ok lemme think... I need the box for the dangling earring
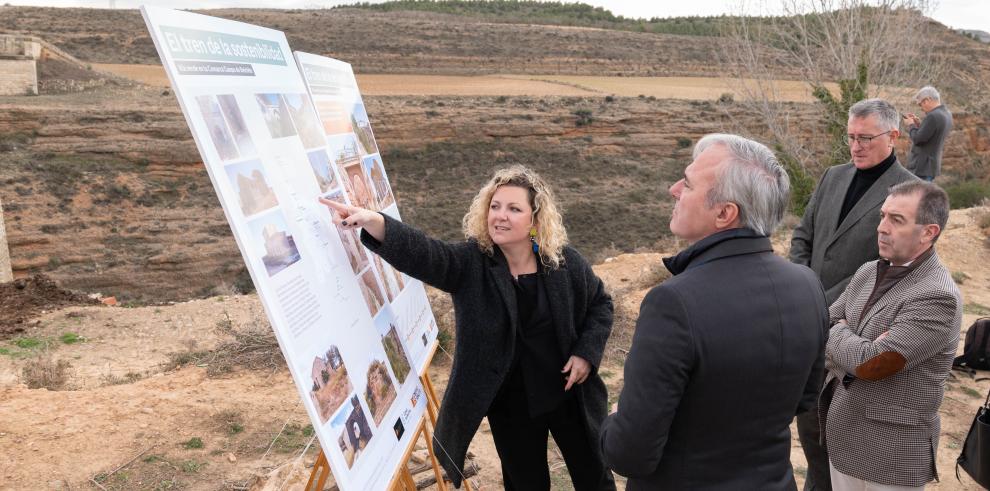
[529,227,539,253]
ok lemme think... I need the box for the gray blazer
[789,161,918,304]
[822,252,962,487]
[908,105,953,178]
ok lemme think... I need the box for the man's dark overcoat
[601,229,827,490]
[362,214,613,487]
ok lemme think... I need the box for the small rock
[141,407,154,414]
[227,453,237,463]
[101,297,118,306]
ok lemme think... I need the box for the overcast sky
[6,0,988,32]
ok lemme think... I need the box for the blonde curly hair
[462,165,568,269]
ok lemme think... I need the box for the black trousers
[796,405,832,490]
[487,395,615,491]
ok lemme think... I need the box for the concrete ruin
[0,35,41,95]
[0,34,88,96]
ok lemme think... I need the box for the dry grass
[22,353,72,390]
[163,326,284,378]
[89,65,879,102]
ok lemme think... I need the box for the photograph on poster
[321,190,369,274]
[342,162,376,211]
[307,150,337,194]
[309,344,353,424]
[254,93,297,139]
[217,94,257,157]
[371,255,398,302]
[393,418,405,440]
[331,395,373,469]
[361,154,395,210]
[326,133,362,168]
[247,212,301,277]
[195,95,239,161]
[283,93,325,150]
[375,306,412,385]
[314,99,353,135]
[364,357,398,426]
[358,268,386,317]
[351,103,379,156]
[224,159,279,217]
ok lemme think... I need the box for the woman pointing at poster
[320,165,615,490]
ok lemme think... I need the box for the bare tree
[719,0,944,211]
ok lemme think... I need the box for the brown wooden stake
[304,451,331,491]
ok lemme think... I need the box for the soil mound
[37,58,121,94]
[0,274,97,337]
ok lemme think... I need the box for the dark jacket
[789,160,918,304]
[908,104,952,178]
[601,229,828,490]
[362,214,613,487]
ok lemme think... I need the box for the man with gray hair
[790,98,918,491]
[903,86,952,181]
[822,181,961,490]
[602,134,828,489]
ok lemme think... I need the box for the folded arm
[825,290,959,381]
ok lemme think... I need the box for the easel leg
[420,372,473,491]
[304,450,331,491]
[419,373,439,427]
[420,422,448,491]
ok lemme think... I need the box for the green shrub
[573,109,593,127]
[945,180,990,209]
[181,437,204,449]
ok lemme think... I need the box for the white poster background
[141,7,426,490]
[294,51,440,376]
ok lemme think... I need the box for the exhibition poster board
[141,7,429,489]
[293,51,440,376]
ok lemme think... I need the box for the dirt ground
[0,275,97,337]
[1,207,989,490]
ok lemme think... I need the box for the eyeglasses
[846,130,892,146]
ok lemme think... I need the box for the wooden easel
[304,343,474,490]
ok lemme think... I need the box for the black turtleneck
[838,150,896,226]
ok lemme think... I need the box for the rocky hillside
[3,80,990,304]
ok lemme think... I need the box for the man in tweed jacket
[822,181,962,489]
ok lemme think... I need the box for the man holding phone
[902,86,952,182]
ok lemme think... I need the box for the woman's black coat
[362,214,613,487]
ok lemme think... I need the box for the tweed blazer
[821,251,962,487]
[361,214,613,488]
[790,161,918,304]
[908,105,953,178]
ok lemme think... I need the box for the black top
[838,150,897,225]
[491,264,568,418]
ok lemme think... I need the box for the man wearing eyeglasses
[789,98,918,491]
[822,180,961,490]
[903,86,952,182]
